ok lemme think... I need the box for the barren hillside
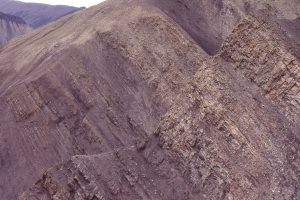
[0,0,299,199]
[0,12,31,45]
[0,0,83,28]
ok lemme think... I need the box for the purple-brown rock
[0,0,299,199]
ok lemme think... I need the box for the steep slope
[221,15,300,125]
[0,12,31,45]
[0,0,299,200]
[0,0,83,28]
[0,3,207,199]
[279,17,300,46]
[133,0,300,55]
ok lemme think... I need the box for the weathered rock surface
[221,15,300,125]
[0,0,83,28]
[0,12,31,45]
[0,0,299,199]
[143,0,300,54]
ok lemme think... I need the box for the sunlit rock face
[0,0,299,199]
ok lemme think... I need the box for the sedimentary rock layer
[0,0,299,199]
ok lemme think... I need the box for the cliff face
[0,0,83,28]
[0,0,300,200]
[0,12,31,45]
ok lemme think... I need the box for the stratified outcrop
[0,0,83,28]
[221,15,300,125]
[0,12,31,45]
[0,0,299,200]
[144,0,300,54]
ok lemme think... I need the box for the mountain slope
[0,3,207,199]
[141,0,300,54]
[0,0,83,28]
[0,0,299,199]
[0,12,31,45]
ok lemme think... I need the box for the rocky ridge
[0,0,299,199]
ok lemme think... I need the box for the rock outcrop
[0,12,31,45]
[144,0,300,54]
[0,0,299,199]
